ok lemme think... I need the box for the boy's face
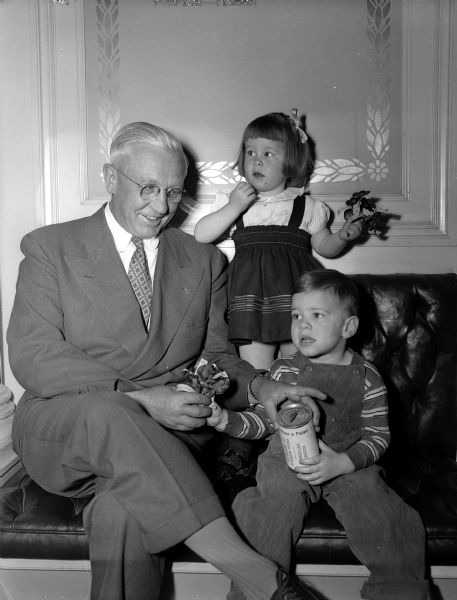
[291,289,358,364]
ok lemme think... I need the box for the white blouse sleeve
[302,195,331,234]
[211,190,231,212]
[209,190,237,237]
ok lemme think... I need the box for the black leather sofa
[1,274,457,589]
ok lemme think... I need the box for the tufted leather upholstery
[1,274,457,567]
[0,476,88,560]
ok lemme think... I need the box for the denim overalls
[231,354,430,600]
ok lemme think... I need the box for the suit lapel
[65,209,148,356]
[144,229,203,367]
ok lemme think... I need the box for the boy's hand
[294,440,355,485]
[338,217,364,241]
[206,401,227,428]
[229,182,257,211]
[255,378,325,430]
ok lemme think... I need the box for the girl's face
[243,137,287,195]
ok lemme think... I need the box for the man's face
[291,290,356,364]
[107,144,187,239]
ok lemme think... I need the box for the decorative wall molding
[400,0,453,240]
[36,0,88,223]
[37,1,59,225]
[34,0,457,247]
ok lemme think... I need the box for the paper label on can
[278,405,319,469]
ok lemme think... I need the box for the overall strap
[288,194,307,228]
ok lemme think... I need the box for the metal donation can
[277,403,319,469]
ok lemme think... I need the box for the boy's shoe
[270,567,323,600]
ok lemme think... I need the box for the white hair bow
[289,108,308,144]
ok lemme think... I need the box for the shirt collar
[257,186,304,202]
[105,203,159,253]
[291,349,357,368]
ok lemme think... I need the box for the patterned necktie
[128,236,152,327]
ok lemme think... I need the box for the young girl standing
[194,111,363,370]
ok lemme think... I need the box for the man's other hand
[128,386,212,431]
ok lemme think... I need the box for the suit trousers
[12,390,225,600]
[230,431,430,600]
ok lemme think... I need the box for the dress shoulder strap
[235,213,245,229]
[288,194,306,227]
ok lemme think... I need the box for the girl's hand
[229,182,257,211]
[338,217,364,241]
[294,440,354,485]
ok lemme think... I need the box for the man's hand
[128,386,212,431]
[255,378,326,430]
[294,440,355,485]
[229,181,257,212]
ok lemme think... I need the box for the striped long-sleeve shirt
[221,351,390,470]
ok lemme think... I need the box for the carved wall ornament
[97,0,121,163]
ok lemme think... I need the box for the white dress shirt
[104,203,160,293]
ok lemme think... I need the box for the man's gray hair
[109,121,188,169]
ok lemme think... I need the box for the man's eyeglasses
[110,165,185,202]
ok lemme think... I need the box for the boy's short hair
[293,269,359,316]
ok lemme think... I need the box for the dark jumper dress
[227,194,323,345]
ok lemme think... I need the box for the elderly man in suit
[7,121,325,600]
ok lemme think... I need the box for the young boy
[208,269,431,600]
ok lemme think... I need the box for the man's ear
[103,163,116,194]
[342,315,359,339]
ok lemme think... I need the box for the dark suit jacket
[7,207,254,415]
